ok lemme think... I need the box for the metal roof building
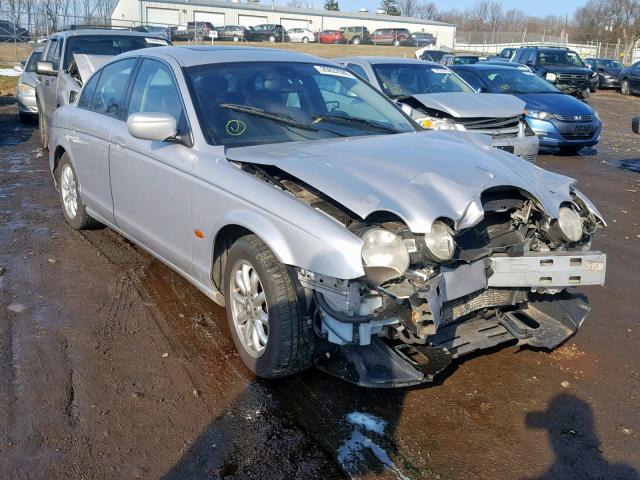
[111,0,456,47]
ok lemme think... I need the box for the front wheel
[224,234,313,378]
[393,39,400,46]
[233,35,239,42]
[38,108,48,151]
[621,79,630,95]
[352,36,361,45]
[57,154,102,229]
[269,35,276,43]
[302,36,309,43]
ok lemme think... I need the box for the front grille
[440,288,529,325]
[554,114,594,122]
[458,116,521,138]
[557,73,588,81]
[562,131,596,140]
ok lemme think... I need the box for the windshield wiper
[312,114,397,133]
[220,103,319,132]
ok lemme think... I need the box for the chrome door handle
[115,137,126,148]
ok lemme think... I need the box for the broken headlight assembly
[417,116,465,131]
[550,206,584,243]
[360,227,410,285]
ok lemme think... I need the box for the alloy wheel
[229,259,269,358]
[60,163,78,219]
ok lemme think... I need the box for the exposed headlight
[423,220,456,262]
[417,116,465,131]
[545,72,557,82]
[551,206,583,243]
[526,110,554,121]
[360,227,410,282]
[593,109,600,120]
[17,83,34,95]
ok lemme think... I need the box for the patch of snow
[338,411,410,480]
[0,68,21,77]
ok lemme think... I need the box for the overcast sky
[290,0,586,16]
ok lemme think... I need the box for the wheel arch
[51,145,68,188]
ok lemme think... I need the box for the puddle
[337,411,409,480]
[618,159,640,173]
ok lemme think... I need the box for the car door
[631,62,640,93]
[67,58,138,224]
[38,36,63,126]
[109,57,194,272]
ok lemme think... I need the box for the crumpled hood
[516,93,595,115]
[227,131,576,233]
[408,92,525,118]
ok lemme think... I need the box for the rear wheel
[269,34,276,43]
[233,35,239,42]
[57,154,102,229]
[352,36,361,45]
[224,234,313,378]
[621,79,630,95]
[302,36,309,43]
[393,39,400,46]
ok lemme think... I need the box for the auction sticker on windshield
[314,65,355,78]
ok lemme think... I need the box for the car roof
[50,29,163,39]
[333,56,441,67]
[118,45,339,67]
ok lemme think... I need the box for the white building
[111,0,456,48]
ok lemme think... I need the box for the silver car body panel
[227,130,573,233]
[409,92,525,118]
[16,48,42,114]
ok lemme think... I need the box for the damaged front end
[298,188,605,388]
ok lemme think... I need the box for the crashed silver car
[49,47,606,387]
[335,57,539,162]
[35,28,169,149]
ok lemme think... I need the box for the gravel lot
[0,89,639,480]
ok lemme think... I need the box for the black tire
[621,79,630,95]
[18,112,30,123]
[223,234,313,378]
[57,154,102,230]
[38,108,48,151]
[393,39,400,47]
[559,145,583,156]
[269,35,276,43]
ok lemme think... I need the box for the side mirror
[633,117,640,134]
[127,112,177,142]
[36,61,57,76]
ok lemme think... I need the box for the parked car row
[40,44,607,388]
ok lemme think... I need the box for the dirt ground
[0,89,639,480]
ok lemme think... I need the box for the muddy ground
[0,90,639,480]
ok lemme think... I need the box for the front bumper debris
[315,251,605,388]
[316,291,590,388]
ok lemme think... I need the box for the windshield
[539,50,585,67]
[372,63,473,97]
[186,62,417,148]
[63,35,168,69]
[593,59,624,69]
[25,50,42,72]
[477,68,561,94]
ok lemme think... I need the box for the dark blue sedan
[452,63,601,154]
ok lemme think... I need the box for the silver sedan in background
[15,47,43,122]
[48,46,606,388]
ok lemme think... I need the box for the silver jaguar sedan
[49,46,607,387]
